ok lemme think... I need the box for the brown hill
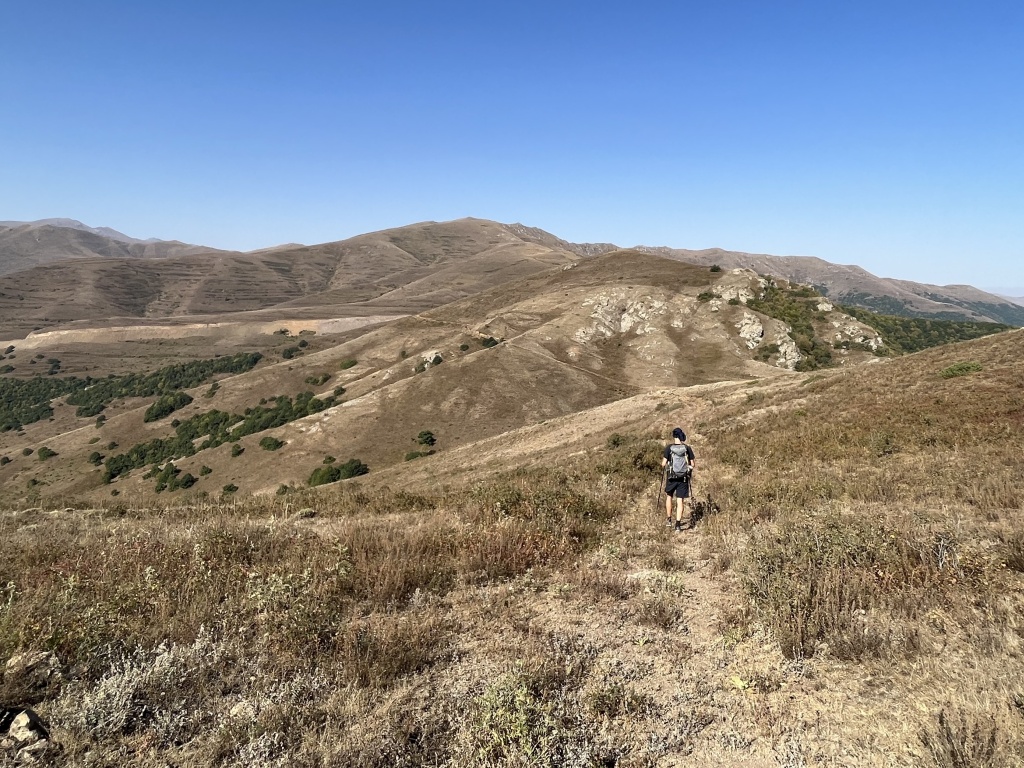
[0,219,582,338]
[0,219,226,277]
[636,245,1024,325]
[2,217,1020,341]
[0,250,886,502]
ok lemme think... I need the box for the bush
[405,450,435,461]
[459,343,470,351]
[0,456,10,466]
[37,446,58,461]
[305,373,331,386]
[697,291,717,302]
[259,436,285,451]
[88,451,104,466]
[940,361,983,379]
[144,391,194,422]
[222,483,238,494]
[710,264,722,272]
[431,354,443,366]
[230,444,244,458]
[199,465,213,476]
[308,458,369,486]
[480,336,499,348]
[21,448,32,456]
[338,359,357,370]
[282,346,301,359]
[417,430,436,447]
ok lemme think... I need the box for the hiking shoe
[674,521,683,532]
[665,518,674,527]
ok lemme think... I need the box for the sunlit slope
[0,249,884,501]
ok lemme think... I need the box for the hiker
[662,427,695,532]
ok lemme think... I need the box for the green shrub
[333,385,346,396]
[222,483,238,494]
[710,264,722,272]
[199,465,213,476]
[338,358,357,370]
[21,448,33,456]
[230,444,244,458]
[431,354,443,366]
[417,430,436,447]
[727,297,741,305]
[297,339,309,349]
[0,456,10,466]
[308,458,369,486]
[414,360,426,374]
[37,446,57,461]
[459,343,470,351]
[697,291,717,302]
[405,450,435,461]
[940,361,983,379]
[144,391,194,422]
[88,451,104,466]
[305,373,331,386]
[282,346,301,359]
[479,336,499,348]
[605,433,626,449]
[259,436,285,451]
[323,456,335,464]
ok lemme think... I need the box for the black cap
[672,427,685,440]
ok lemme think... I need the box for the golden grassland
[1,330,1023,766]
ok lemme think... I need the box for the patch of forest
[103,391,337,485]
[838,306,1012,354]
[0,353,262,431]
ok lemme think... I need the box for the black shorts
[665,479,691,499]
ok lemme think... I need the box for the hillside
[1,326,1021,766]
[0,219,582,339]
[0,219,225,277]
[636,245,1024,326]
[0,250,893,503]
[2,218,1019,341]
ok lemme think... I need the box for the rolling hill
[1,218,1019,342]
[0,250,889,502]
[0,219,226,277]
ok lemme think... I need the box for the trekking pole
[654,466,667,521]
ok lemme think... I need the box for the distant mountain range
[1,217,1021,334]
[0,218,227,276]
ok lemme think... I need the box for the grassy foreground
[2,330,1023,766]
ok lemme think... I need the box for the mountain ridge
[1,216,1020,330]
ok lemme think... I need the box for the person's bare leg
[675,497,684,523]
[665,493,672,523]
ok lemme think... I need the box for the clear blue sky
[2,0,1021,288]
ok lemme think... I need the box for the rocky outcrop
[0,707,51,763]
[735,313,764,349]
[574,291,669,342]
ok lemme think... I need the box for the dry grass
[0,434,671,765]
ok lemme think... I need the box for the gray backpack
[666,443,692,480]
